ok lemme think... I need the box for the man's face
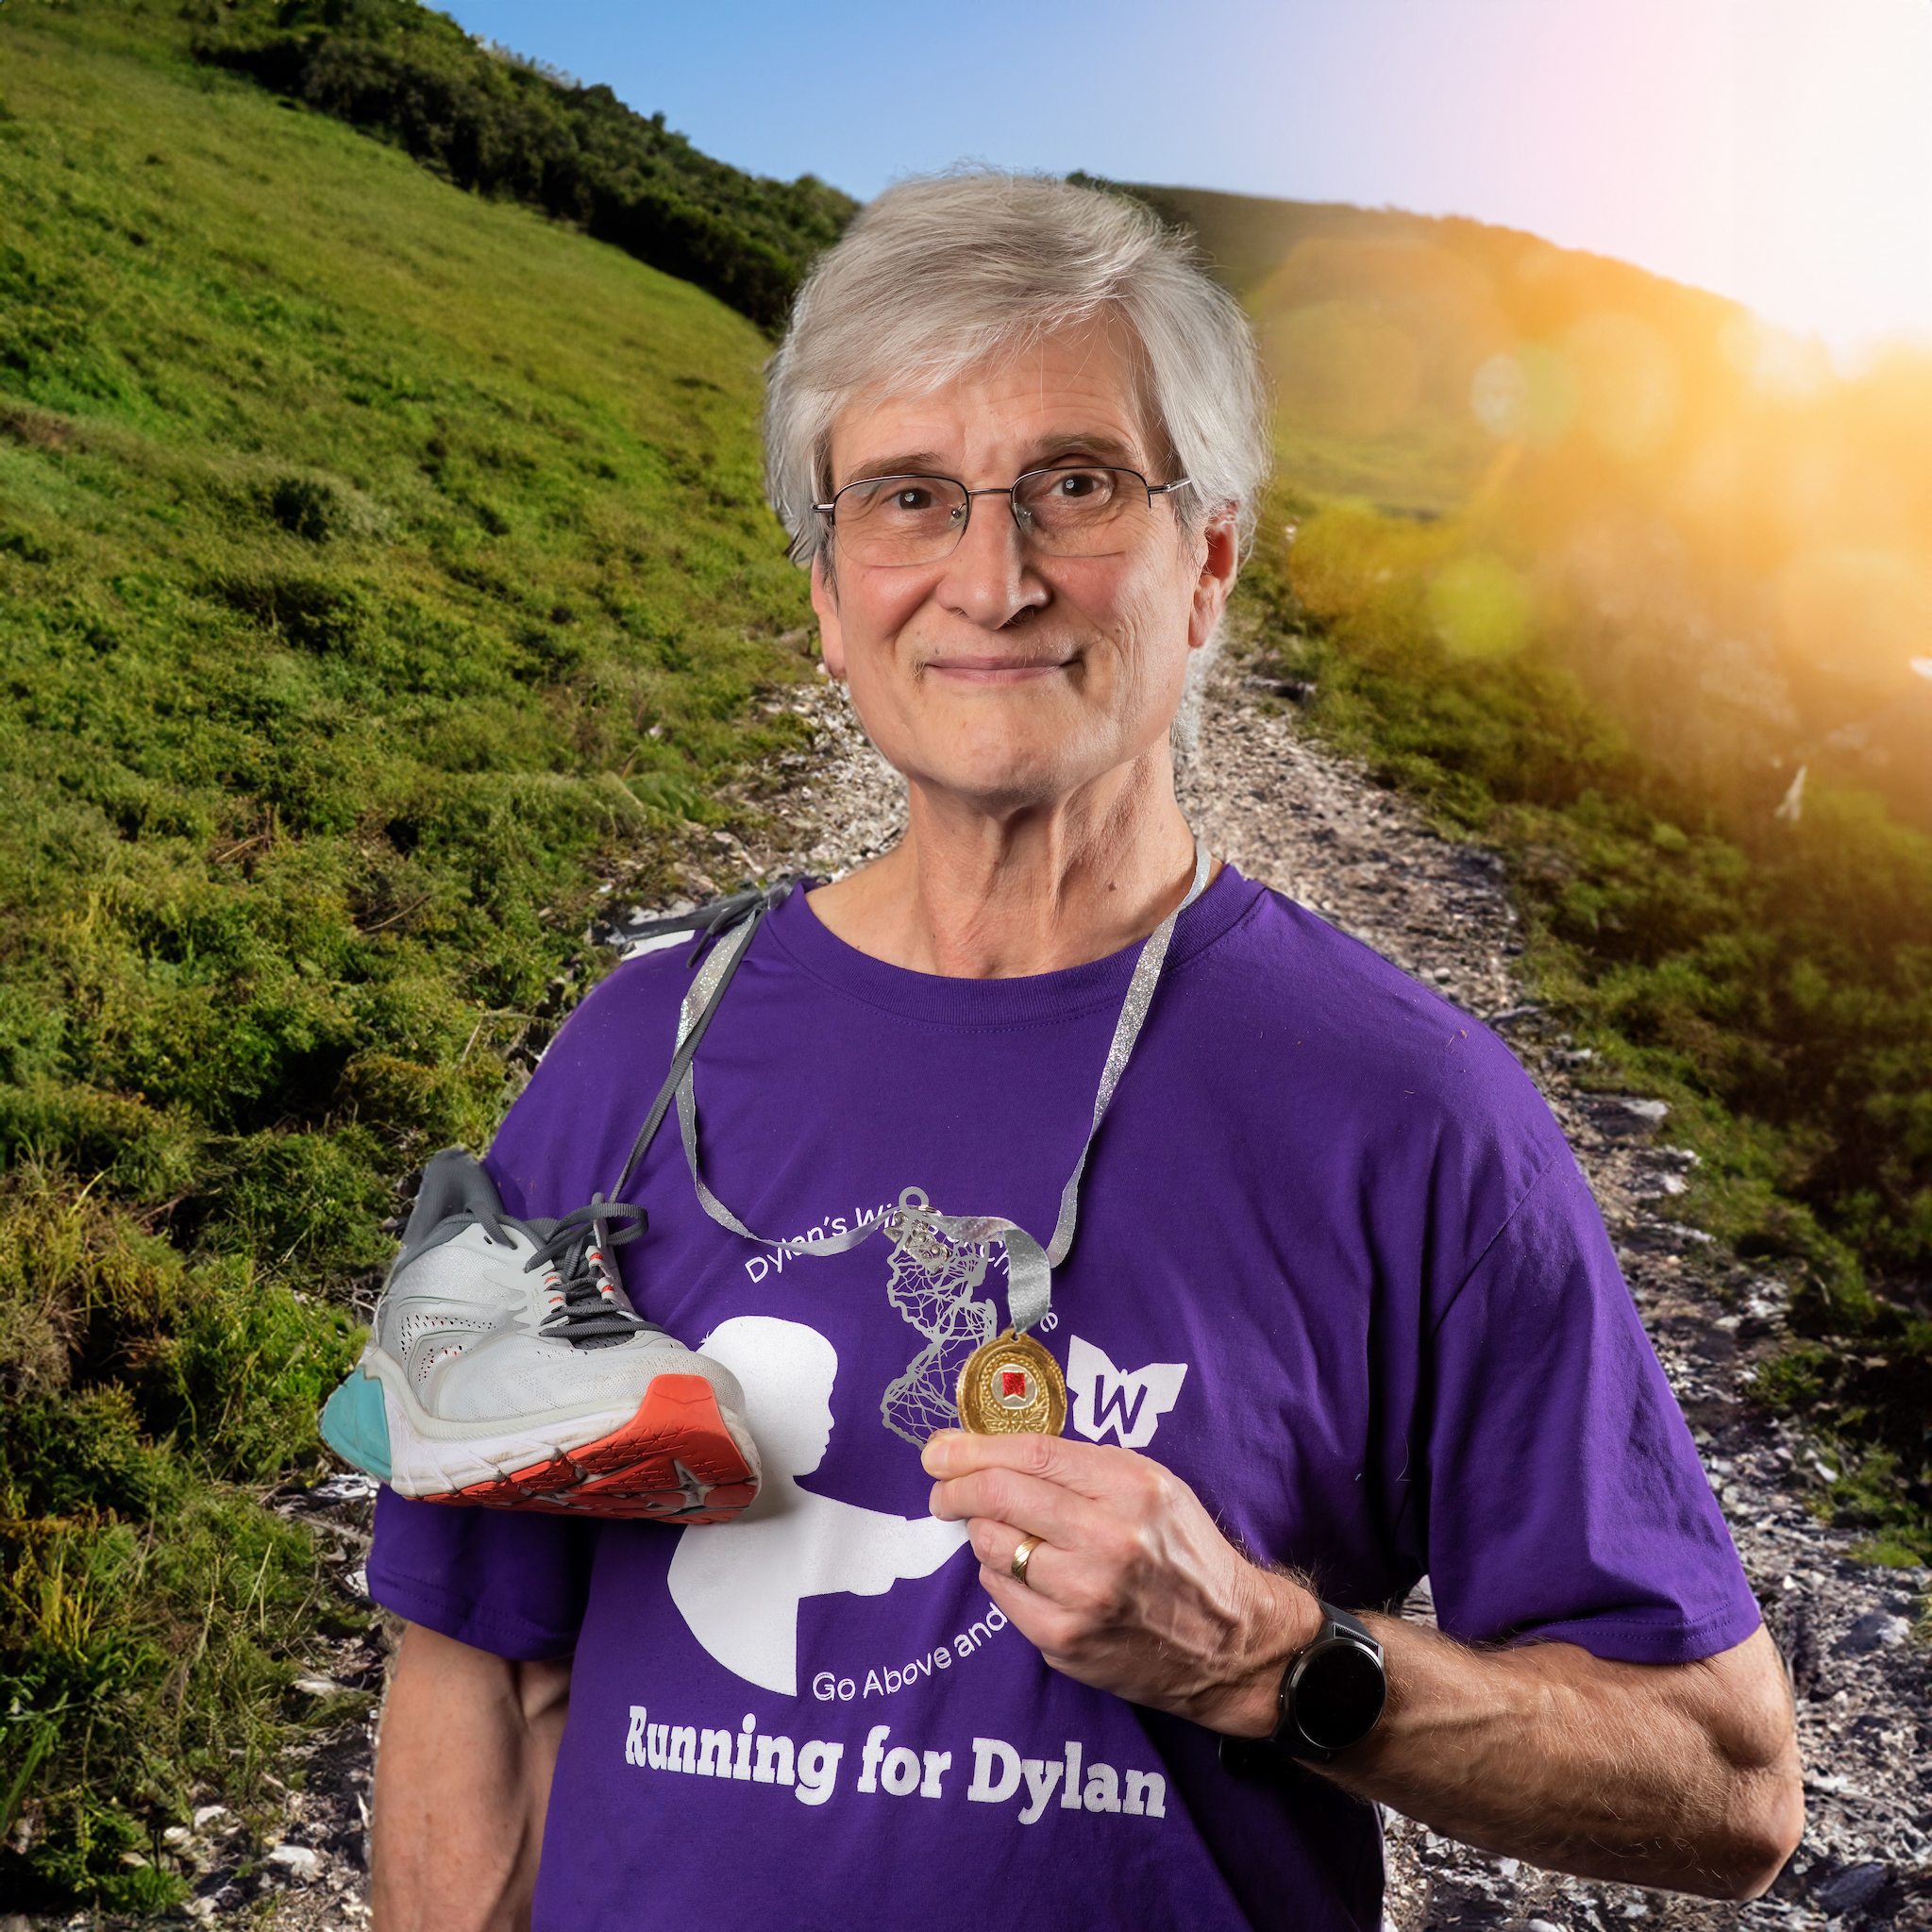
[811,322,1237,814]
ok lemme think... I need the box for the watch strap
[1314,1603,1376,1648]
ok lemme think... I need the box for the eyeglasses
[814,466,1193,568]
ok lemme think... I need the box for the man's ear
[810,555,847,680]
[1187,509,1241,653]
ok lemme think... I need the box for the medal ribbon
[630,840,1210,1336]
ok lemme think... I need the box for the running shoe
[319,1148,760,1522]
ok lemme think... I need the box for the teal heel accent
[320,1367,392,1483]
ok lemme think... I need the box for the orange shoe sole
[422,1374,759,1522]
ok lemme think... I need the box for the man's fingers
[967,1519,1055,1590]
[923,1426,1140,1498]
[975,1548,1094,1641]
[929,1465,1115,1547]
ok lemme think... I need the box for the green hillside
[0,2,813,1908]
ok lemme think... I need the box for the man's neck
[806,748,1205,979]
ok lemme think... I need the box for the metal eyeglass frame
[812,466,1194,561]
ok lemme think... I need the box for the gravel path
[150,650,1927,1932]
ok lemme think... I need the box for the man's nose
[932,491,1049,629]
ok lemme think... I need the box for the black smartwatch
[1219,1600,1386,1780]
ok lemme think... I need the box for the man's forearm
[372,1622,573,1932]
[1219,1586,1802,1900]
[925,1431,1804,1903]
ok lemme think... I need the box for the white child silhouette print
[667,1316,968,1695]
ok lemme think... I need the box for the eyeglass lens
[831,467,1151,566]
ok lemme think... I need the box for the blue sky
[440,0,1932,357]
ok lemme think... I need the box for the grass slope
[0,2,811,1907]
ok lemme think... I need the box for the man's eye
[1054,471,1102,497]
[892,488,933,512]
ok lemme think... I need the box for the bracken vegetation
[0,0,816,1906]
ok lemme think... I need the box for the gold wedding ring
[1010,1533,1044,1588]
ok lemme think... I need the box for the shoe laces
[617,880,795,970]
[517,1197,660,1351]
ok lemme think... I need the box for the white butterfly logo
[1066,1336,1188,1450]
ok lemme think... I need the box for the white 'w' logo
[1066,1337,1187,1450]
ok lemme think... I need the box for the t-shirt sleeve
[367,1491,597,1661]
[1419,1149,1763,1665]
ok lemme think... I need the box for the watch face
[1294,1639,1387,1752]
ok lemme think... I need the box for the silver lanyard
[661,840,1210,1336]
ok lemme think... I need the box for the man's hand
[924,1428,1803,1901]
[923,1425,1315,1732]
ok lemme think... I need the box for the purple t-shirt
[369,866,1758,1932]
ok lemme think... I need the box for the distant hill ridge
[1102,176,1740,322]
[193,0,859,331]
[1075,174,1750,514]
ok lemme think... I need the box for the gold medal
[956,1329,1067,1436]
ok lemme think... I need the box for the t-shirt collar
[760,861,1260,1028]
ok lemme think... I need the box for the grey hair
[762,170,1272,570]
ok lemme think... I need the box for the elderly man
[361,172,1801,1932]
